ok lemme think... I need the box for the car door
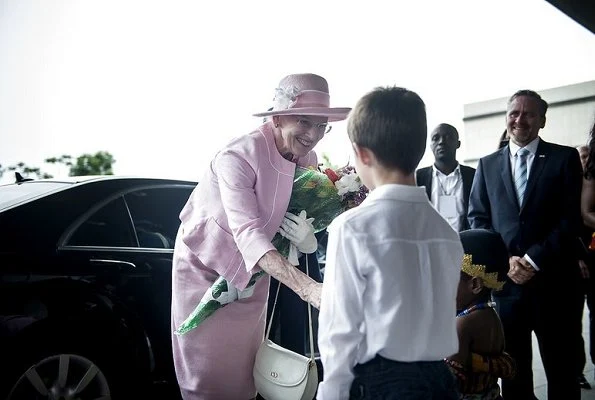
[122,185,193,383]
[58,183,194,386]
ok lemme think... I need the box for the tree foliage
[60,151,115,176]
[45,155,73,169]
[0,162,53,180]
[1,151,115,180]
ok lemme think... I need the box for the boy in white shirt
[317,87,464,400]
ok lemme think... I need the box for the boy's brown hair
[347,86,427,174]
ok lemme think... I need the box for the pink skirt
[171,236,270,400]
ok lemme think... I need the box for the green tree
[45,155,73,169]
[0,162,53,180]
[1,151,115,180]
[68,151,115,176]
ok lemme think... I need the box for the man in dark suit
[468,90,583,399]
[416,123,476,231]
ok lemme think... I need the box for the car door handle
[90,259,136,269]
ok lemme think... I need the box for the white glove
[279,210,317,254]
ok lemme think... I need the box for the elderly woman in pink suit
[171,73,351,400]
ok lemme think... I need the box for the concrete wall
[462,80,595,167]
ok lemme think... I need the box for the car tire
[1,319,145,400]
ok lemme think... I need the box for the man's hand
[508,256,536,284]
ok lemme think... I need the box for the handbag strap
[265,255,316,362]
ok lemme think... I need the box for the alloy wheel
[7,353,111,400]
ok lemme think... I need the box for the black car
[0,175,196,399]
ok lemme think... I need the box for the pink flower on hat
[272,86,300,111]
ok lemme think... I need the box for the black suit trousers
[576,257,595,374]
[494,275,581,400]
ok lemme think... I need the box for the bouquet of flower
[272,165,368,257]
[271,166,342,257]
[174,165,368,336]
[323,165,369,210]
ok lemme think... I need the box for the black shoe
[578,374,592,389]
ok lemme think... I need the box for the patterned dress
[445,352,516,400]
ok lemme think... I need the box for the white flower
[335,172,361,197]
[272,86,300,111]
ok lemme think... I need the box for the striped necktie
[515,148,530,206]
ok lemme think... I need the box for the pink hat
[253,73,351,122]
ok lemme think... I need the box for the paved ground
[532,302,595,399]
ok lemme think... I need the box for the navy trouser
[495,280,580,400]
[577,251,595,375]
[349,355,459,400]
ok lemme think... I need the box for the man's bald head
[430,123,460,164]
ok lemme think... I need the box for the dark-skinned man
[416,123,476,232]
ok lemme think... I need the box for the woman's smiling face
[274,115,330,158]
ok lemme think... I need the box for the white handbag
[253,257,319,400]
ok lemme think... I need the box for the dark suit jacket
[468,139,583,279]
[415,164,476,231]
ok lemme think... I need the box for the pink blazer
[179,122,318,289]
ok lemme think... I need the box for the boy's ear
[470,276,485,294]
[352,143,373,166]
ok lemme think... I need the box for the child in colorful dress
[445,229,516,399]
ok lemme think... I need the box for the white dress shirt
[317,184,463,400]
[430,164,465,231]
[508,137,541,271]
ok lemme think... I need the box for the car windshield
[0,182,72,211]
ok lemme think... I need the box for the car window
[124,187,192,249]
[67,196,136,247]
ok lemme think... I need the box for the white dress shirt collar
[431,163,461,178]
[365,183,429,204]
[509,136,540,157]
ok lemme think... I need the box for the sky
[1,0,594,184]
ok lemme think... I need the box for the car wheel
[1,318,147,400]
[6,353,111,399]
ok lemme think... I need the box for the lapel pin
[538,154,545,158]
